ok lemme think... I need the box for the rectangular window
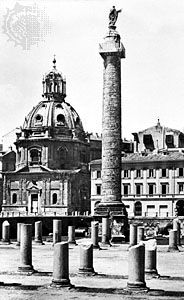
[166,134,174,147]
[147,205,155,209]
[179,168,184,177]
[136,169,141,178]
[136,184,141,196]
[148,184,154,196]
[178,183,184,193]
[147,205,155,217]
[96,185,101,195]
[161,184,167,195]
[159,205,168,217]
[149,169,154,178]
[147,205,155,216]
[97,170,101,178]
[161,169,167,177]
[124,170,129,178]
[160,205,168,209]
[124,185,129,196]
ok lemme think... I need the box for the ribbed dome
[22,99,85,141]
[23,100,83,130]
[20,58,86,141]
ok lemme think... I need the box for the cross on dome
[53,55,56,69]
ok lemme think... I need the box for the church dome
[21,58,86,141]
[23,99,84,133]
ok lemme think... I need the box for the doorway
[134,201,142,216]
[31,194,38,213]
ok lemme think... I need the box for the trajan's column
[95,7,127,228]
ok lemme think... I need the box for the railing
[122,193,184,198]
[0,211,91,218]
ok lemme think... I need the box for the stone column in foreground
[145,239,159,276]
[137,226,144,244]
[52,242,71,287]
[91,221,100,249]
[2,220,10,244]
[53,220,62,245]
[101,217,111,245]
[168,229,179,252]
[79,244,95,274]
[127,244,147,290]
[173,218,181,246]
[16,223,22,246]
[129,224,137,247]
[18,224,34,272]
[34,221,43,244]
[68,226,76,245]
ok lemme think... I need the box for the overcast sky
[1,0,184,144]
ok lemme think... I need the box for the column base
[111,235,125,244]
[99,241,111,248]
[15,241,20,247]
[145,269,159,276]
[51,278,71,288]
[94,203,128,242]
[94,202,127,217]
[68,241,77,245]
[167,246,179,252]
[92,244,100,249]
[34,240,44,245]
[18,265,34,273]
[127,281,148,291]
[129,243,137,248]
[78,267,95,274]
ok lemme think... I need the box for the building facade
[2,59,101,215]
[91,121,184,217]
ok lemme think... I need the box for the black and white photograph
[0,0,184,299]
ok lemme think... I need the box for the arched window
[75,116,80,126]
[30,149,41,165]
[134,201,142,216]
[95,201,100,208]
[12,193,17,204]
[52,193,57,205]
[56,103,62,109]
[35,114,43,123]
[57,114,65,125]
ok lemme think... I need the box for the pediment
[15,164,51,173]
[27,185,40,192]
[26,181,42,191]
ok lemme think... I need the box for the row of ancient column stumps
[0,217,182,292]
[128,218,182,291]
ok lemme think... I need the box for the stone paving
[0,238,184,299]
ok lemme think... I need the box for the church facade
[2,59,101,215]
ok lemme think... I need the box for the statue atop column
[109,6,122,28]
